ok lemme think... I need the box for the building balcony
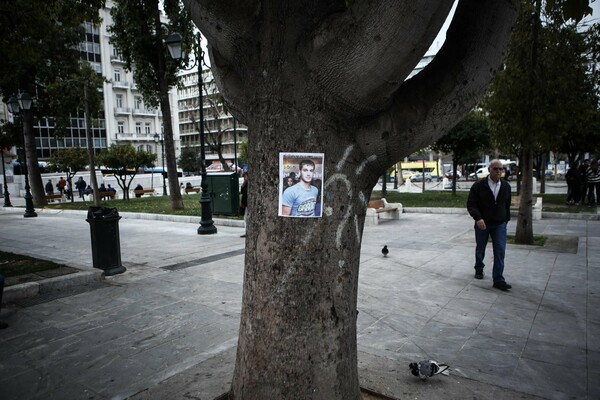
[110,55,126,64]
[115,132,157,141]
[133,108,158,116]
[114,107,132,115]
[112,81,130,89]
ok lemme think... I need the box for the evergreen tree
[484,0,597,244]
[0,0,103,206]
[432,110,491,195]
[109,0,195,210]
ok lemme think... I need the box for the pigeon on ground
[409,360,450,380]
[381,245,389,257]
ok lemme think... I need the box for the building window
[135,122,142,134]
[134,96,142,110]
[114,69,121,82]
[144,122,151,134]
[137,145,144,152]
[116,94,123,108]
[117,121,124,133]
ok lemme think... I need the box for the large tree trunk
[185,0,519,398]
[23,109,46,207]
[233,104,374,399]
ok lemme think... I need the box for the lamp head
[154,133,160,143]
[165,32,183,60]
[7,96,20,114]
[18,92,33,111]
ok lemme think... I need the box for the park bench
[184,187,201,194]
[365,198,402,226]
[99,191,117,200]
[90,191,117,200]
[134,188,156,197]
[45,194,63,203]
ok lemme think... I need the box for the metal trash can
[86,206,126,276]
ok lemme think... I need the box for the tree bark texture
[515,148,534,244]
[184,1,519,398]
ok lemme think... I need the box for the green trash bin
[205,172,240,216]
[86,207,126,276]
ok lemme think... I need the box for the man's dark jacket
[467,178,511,225]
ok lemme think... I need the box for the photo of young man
[279,153,324,217]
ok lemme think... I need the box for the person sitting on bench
[134,184,144,198]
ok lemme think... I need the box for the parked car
[401,170,417,180]
[468,167,489,180]
[409,172,432,182]
[444,170,462,180]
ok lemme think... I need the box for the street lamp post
[1,146,12,207]
[166,31,217,234]
[7,93,37,217]
[154,133,168,196]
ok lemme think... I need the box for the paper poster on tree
[279,152,324,217]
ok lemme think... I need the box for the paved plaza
[0,198,598,399]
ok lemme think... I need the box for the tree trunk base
[215,387,397,400]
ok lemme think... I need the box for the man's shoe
[493,281,512,291]
[474,270,484,279]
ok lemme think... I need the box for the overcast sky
[428,0,599,55]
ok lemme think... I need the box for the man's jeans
[474,222,507,283]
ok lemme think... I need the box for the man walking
[76,177,86,198]
[467,159,512,291]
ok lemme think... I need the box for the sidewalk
[0,201,598,400]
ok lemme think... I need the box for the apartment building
[176,67,248,170]
[31,2,178,167]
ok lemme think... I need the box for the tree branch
[361,0,519,169]
[183,0,259,62]
[308,0,455,115]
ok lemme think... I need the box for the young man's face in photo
[300,164,315,183]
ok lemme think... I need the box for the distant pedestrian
[75,177,86,198]
[587,159,600,206]
[134,184,144,198]
[240,172,248,238]
[45,179,54,197]
[579,159,590,205]
[467,159,512,291]
[565,162,581,205]
[83,185,93,199]
[57,177,66,195]
[65,181,71,200]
